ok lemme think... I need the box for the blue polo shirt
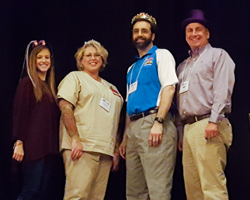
[127,45,161,116]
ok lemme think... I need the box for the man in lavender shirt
[176,9,235,200]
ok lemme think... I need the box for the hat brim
[182,18,209,30]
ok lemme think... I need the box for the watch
[154,117,164,124]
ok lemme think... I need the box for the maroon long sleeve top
[12,77,60,161]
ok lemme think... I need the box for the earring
[80,65,84,70]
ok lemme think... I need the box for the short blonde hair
[75,39,108,71]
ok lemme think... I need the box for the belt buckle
[194,116,198,122]
[149,109,154,114]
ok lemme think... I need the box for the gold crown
[131,12,157,25]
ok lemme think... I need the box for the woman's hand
[112,153,120,171]
[12,140,24,162]
[71,135,83,161]
[119,135,127,159]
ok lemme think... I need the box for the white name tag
[128,81,138,94]
[99,97,111,112]
[179,81,189,94]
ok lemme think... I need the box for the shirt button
[183,111,186,114]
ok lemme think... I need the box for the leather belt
[183,113,211,125]
[130,108,158,122]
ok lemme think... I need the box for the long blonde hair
[26,44,56,101]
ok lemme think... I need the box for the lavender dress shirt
[177,43,235,123]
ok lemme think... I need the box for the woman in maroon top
[12,40,61,199]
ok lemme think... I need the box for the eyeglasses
[83,54,101,59]
[132,29,151,35]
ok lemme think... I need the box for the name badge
[179,81,189,94]
[128,81,138,94]
[99,97,111,112]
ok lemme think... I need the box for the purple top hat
[182,9,209,30]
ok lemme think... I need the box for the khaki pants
[63,151,112,200]
[183,118,232,200]
[126,113,177,200]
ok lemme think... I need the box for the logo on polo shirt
[144,57,154,66]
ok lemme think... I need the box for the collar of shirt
[188,43,211,58]
[134,45,158,61]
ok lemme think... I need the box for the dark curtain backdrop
[1,0,250,199]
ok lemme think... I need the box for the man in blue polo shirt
[119,12,178,200]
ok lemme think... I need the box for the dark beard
[133,36,152,50]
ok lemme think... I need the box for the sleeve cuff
[209,111,219,124]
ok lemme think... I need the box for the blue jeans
[18,155,64,200]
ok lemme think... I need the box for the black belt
[130,108,158,122]
[183,113,211,125]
